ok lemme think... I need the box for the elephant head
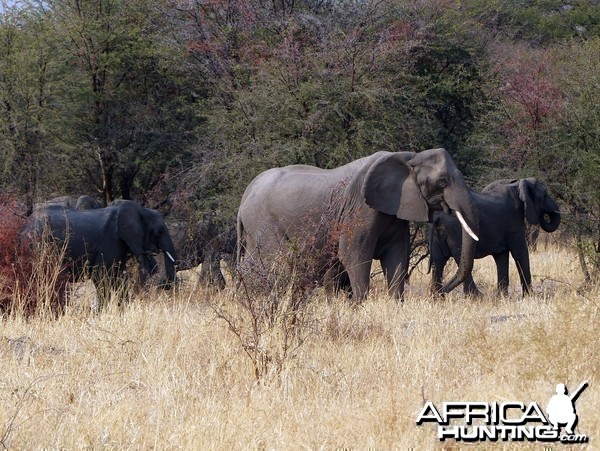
[517,178,561,233]
[75,195,102,210]
[114,200,178,288]
[363,148,479,292]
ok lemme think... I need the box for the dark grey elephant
[26,200,177,301]
[429,177,561,296]
[237,148,480,301]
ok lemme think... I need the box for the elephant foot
[495,288,510,298]
[465,288,483,298]
[430,281,445,299]
[348,302,364,311]
[521,284,532,297]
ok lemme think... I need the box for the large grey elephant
[26,200,177,300]
[237,148,480,300]
[429,177,561,296]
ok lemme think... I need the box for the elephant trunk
[440,183,479,293]
[540,198,561,233]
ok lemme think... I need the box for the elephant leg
[136,254,157,287]
[92,271,114,310]
[380,244,409,301]
[493,251,510,295]
[339,227,376,301]
[448,254,481,296]
[430,256,447,296]
[462,272,481,296]
[342,255,372,302]
[200,252,226,290]
[510,238,532,295]
[323,260,351,297]
[323,265,337,297]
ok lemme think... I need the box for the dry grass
[0,244,598,449]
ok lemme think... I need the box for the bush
[217,214,337,381]
[0,196,28,312]
[0,196,69,317]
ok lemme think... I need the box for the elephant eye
[437,176,448,189]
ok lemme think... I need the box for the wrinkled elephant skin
[237,148,479,301]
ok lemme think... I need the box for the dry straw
[0,243,597,448]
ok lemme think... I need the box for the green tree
[0,5,63,210]
[179,0,493,221]
[552,38,600,282]
[397,1,490,176]
[465,0,600,44]
[42,0,200,204]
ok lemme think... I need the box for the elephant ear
[518,178,542,225]
[362,152,429,222]
[116,201,146,255]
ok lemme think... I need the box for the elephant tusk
[165,251,175,263]
[456,211,479,242]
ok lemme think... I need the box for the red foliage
[0,196,28,305]
[387,19,418,44]
[186,41,218,55]
[0,196,68,317]
[182,0,262,70]
[500,59,563,131]
[496,43,563,131]
[490,43,564,166]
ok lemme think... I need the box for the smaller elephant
[75,195,103,210]
[25,199,178,306]
[197,224,236,290]
[34,195,103,212]
[169,214,236,290]
[429,178,561,296]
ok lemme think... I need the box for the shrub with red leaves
[0,196,28,308]
[0,195,69,317]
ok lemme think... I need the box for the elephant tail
[235,214,245,265]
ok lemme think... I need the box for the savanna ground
[0,241,597,449]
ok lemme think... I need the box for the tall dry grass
[0,243,597,449]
